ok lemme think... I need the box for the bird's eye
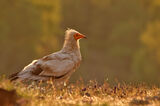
[74,33,79,38]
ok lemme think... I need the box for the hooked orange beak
[83,35,87,39]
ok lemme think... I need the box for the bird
[9,29,87,85]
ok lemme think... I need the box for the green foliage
[1,0,160,83]
[0,0,61,74]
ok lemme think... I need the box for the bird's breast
[72,50,81,61]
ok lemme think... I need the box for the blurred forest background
[0,0,160,84]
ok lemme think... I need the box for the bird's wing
[18,52,75,79]
[39,54,75,77]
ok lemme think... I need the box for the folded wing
[11,53,75,81]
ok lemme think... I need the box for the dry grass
[0,76,160,106]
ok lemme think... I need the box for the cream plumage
[9,29,86,84]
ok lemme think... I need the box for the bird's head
[63,28,86,50]
[65,29,87,41]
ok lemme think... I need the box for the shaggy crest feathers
[63,29,80,51]
[65,29,78,40]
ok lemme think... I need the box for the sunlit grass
[0,76,160,106]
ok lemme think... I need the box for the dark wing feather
[40,71,70,79]
[31,65,43,75]
[8,72,19,81]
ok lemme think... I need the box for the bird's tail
[8,72,19,82]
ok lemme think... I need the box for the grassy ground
[0,76,160,106]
